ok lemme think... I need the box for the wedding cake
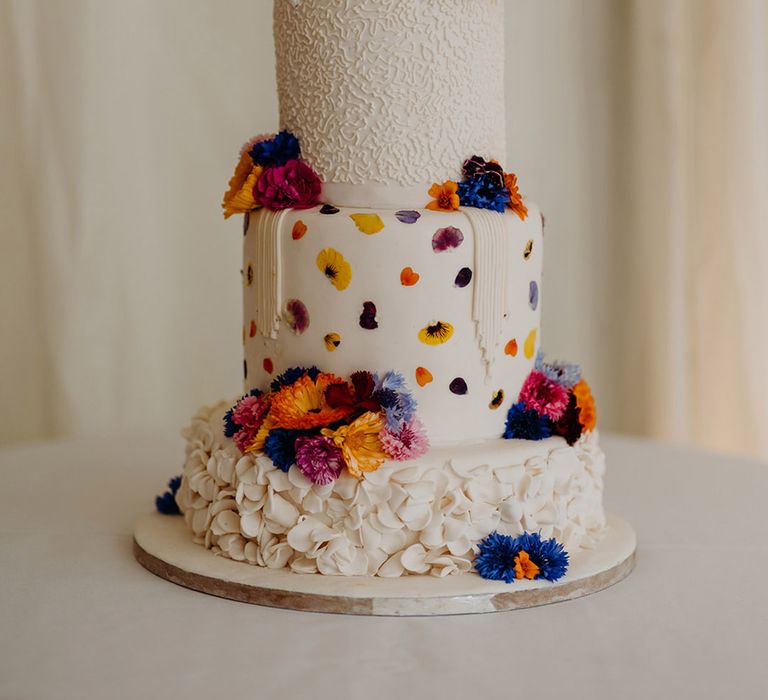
[167,0,606,582]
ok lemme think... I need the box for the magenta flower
[432,226,464,252]
[379,417,429,461]
[255,158,321,211]
[284,298,310,334]
[518,370,570,421]
[294,435,344,485]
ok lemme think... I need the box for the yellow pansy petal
[418,321,454,346]
[349,213,385,235]
[324,332,341,351]
[523,328,537,359]
[316,248,352,290]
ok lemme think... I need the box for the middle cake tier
[242,203,543,444]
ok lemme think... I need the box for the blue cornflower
[263,428,313,472]
[474,531,569,583]
[155,475,182,515]
[535,350,582,389]
[270,366,321,392]
[249,130,300,167]
[503,402,552,440]
[457,174,509,212]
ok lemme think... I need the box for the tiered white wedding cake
[172,0,606,582]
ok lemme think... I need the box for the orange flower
[268,373,353,430]
[222,151,263,219]
[504,172,528,221]
[573,379,596,432]
[426,180,460,212]
[514,550,540,580]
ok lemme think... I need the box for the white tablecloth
[1,432,766,699]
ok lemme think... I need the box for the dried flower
[294,435,344,485]
[255,158,321,211]
[504,171,528,221]
[426,180,460,211]
[321,411,387,478]
[518,370,570,421]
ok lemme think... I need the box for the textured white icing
[243,204,543,443]
[273,0,507,190]
[176,402,607,578]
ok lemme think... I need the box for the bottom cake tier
[176,401,607,578]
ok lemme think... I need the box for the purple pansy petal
[320,204,339,215]
[449,377,468,395]
[285,298,310,334]
[432,226,464,253]
[529,280,539,310]
[454,267,472,288]
[395,210,421,224]
[359,301,378,330]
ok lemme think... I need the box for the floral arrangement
[223,367,429,483]
[222,131,322,217]
[503,351,596,445]
[155,475,182,515]
[474,531,569,583]
[427,155,528,220]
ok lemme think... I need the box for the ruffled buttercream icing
[176,402,606,577]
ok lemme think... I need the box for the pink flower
[518,370,569,421]
[379,417,429,461]
[232,394,269,429]
[294,435,344,485]
[230,394,270,452]
[284,298,310,334]
[255,158,321,211]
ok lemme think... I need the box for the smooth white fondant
[243,204,543,443]
[176,402,606,578]
[134,513,634,615]
[274,0,507,201]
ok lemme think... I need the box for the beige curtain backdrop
[2,0,767,458]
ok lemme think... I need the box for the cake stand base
[133,513,635,616]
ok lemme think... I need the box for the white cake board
[133,513,635,616]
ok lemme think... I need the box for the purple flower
[454,267,472,287]
[295,435,344,485]
[529,280,539,310]
[461,155,505,189]
[432,226,464,252]
[284,298,310,334]
[503,402,553,440]
[395,210,421,224]
[255,158,321,211]
[359,301,378,330]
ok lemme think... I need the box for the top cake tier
[274,0,506,207]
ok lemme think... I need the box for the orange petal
[292,220,307,240]
[400,266,420,286]
[504,339,518,356]
[249,320,257,337]
[415,367,433,386]
[263,357,274,374]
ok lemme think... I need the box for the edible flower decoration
[221,131,322,216]
[155,475,182,515]
[426,180,460,211]
[474,531,569,583]
[224,367,428,483]
[503,352,597,445]
[425,155,529,215]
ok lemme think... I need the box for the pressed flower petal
[489,389,504,409]
[418,321,454,345]
[350,213,385,234]
[454,267,472,288]
[400,267,420,286]
[324,332,341,351]
[284,299,310,334]
[504,339,518,356]
[395,210,420,224]
[316,248,352,290]
[359,302,378,330]
[524,328,537,359]
[320,204,339,215]
[432,226,464,252]
[415,367,433,386]
[449,377,468,395]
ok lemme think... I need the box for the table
[1,432,766,699]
